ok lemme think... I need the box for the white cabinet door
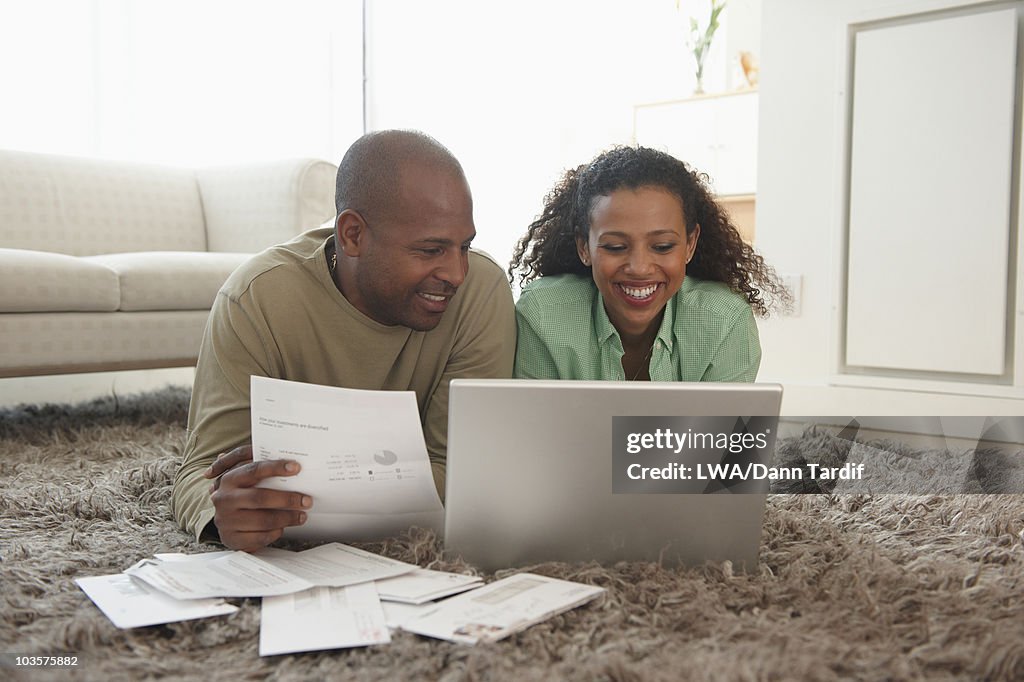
[714,93,758,195]
[634,91,758,196]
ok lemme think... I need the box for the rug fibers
[1,389,1022,681]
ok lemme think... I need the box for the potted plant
[681,0,726,95]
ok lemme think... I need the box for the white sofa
[0,149,337,377]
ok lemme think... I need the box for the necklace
[627,343,655,381]
[327,240,338,273]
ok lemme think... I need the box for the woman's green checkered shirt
[513,274,760,382]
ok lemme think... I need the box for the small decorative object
[680,0,726,95]
[739,50,759,88]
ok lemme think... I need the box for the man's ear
[336,210,368,256]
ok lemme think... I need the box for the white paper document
[259,582,390,656]
[250,376,445,541]
[75,574,237,629]
[381,600,442,630]
[375,568,483,604]
[124,552,314,600]
[153,551,234,562]
[255,543,415,587]
[401,573,605,645]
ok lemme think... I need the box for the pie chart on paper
[374,450,398,466]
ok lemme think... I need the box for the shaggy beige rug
[1,389,1023,681]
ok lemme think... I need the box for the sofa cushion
[0,310,210,376]
[0,150,208,256]
[197,159,337,253]
[84,252,250,311]
[0,248,120,312]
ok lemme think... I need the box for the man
[172,130,516,551]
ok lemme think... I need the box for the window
[0,0,363,165]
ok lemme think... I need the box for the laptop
[444,379,783,572]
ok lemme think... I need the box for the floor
[0,367,195,409]
[777,418,1019,451]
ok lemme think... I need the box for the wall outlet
[781,274,802,316]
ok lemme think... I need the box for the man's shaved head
[335,130,466,219]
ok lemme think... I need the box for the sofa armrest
[196,158,337,253]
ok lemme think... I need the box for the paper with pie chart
[251,376,444,541]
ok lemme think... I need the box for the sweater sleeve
[420,258,517,500]
[171,289,276,540]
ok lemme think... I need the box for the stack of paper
[122,542,415,599]
[375,567,483,604]
[74,573,238,629]
[260,583,391,656]
[77,544,604,654]
[399,573,606,645]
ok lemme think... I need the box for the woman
[509,145,787,382]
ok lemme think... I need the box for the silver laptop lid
[444,379,783,572]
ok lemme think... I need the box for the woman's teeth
[620,284,657,299]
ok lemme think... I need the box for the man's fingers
[218,458,301,489]
[208,456,308,552]
[221,529,285,552]
[203,445,254,479]
[216,509,308,533]
[213,486,312,512]
[214,507,308,551]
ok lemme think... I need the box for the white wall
[755,0,1024,416]
[756,0,845,387]
[0,0,364,166]
[364,0,758,274]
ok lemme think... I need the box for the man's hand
[202,445,311,552]
[205,445,259,491]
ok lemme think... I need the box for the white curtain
[0,0,364,166]
[364,0,744,276]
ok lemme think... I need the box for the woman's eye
[598,244,626,252]
[653,243,677,253]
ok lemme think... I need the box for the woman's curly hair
[508,146,789,317]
